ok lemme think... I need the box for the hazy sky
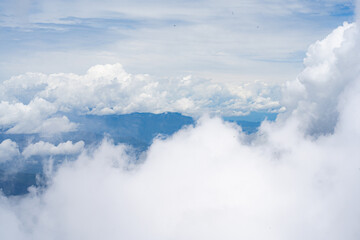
[0,0,355,84]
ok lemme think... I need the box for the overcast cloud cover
[0,5,360,238]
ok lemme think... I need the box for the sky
[0,0,355,85]
[1,1,360,239]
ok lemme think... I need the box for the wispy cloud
[0,0,355,83]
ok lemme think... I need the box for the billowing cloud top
[0,63,280,134]
[282,21,360,136]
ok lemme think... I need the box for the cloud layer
[0,19,360,239]
[0,139,19,163]
[0,64,280,134]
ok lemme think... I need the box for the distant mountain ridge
[0,112,275,196]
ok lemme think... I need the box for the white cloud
[31,117,78,135]
[1,103,360,239]
[0,63,281,124]
[0,139,19,163]
[281,21,360,136]
[0,98,77,134]
[22,141,85,159]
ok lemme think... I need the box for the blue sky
[0,0,355,84]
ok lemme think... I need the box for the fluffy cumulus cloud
[0,139,19,163]
[0,63,281,134]
[22,141,85,159]
[0,98,77,134]
[282,21,360,136]
[0,19,360,239]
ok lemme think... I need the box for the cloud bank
[1,19,360,240]
[0,64,280,134]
